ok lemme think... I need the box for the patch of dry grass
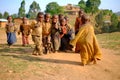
[96,32,120,52]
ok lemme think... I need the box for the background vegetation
[0,0,120,33]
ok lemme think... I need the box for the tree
[28,1,41,19]
[78,0,86,10]
[95,11,104,33]
[118,21,120,31]
[102,9,113,16]
[0,13,2,18]
[110,13,119,32]
[18,0,26,17]
[85,0,101,14]
[11,14,18,18]
[45,2,64,15]
[3,11,9,19]
[95,11,104,28]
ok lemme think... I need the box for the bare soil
[0,29,120,80]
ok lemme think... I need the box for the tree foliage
[11,14,18,19]
[118,22,120,31]
[110,13,119,32]
[3,11,9,19]
[28,1,41,19]
[95,11,104,28]
[85,0,101,14]
[0,13,2,18]
[102,9,113,16]
[78,0,86,10]
[18,0,26,17]
[45,2,64,15]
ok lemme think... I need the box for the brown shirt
[31,21,44,36]
[19,23,31,36]
[42,22,51,36]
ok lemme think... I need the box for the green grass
[96,32,120,52]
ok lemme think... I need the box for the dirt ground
[0,29,120,80]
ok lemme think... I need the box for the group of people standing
[5,12,75,55]
[5,10,102,66]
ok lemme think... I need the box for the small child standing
[42,13,52,54]
[5,16,17,47]
[51,15,61,53]
[31,12,44,56]
[18,17,31,46]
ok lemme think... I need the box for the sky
[0,0,120,15]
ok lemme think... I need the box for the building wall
[0,21,7,27]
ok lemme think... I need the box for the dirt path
[0,29,120,80]
[28,48,120,80]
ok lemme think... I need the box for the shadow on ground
[1,53,81,66]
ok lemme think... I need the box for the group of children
[5,12,75,56]
[5,10,102,66]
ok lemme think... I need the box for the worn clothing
[42,22,51,36]
[42,22,52,53]
[22,35,29,45]
[31,21,44,55]
[66,24,75,40]
[7,32,16,45]
[60,25,68,51]
[75,16,85,34]
[19,24,31,45]
[32,35,43,55]
[70,22,102,65]
[51,23,61,51]
[42,22,51,46]
[75,16,85,52]
[31,21,44,36]
[5,22,17,45]
[19,24,31,36]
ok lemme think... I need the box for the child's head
[22,17,27,24]
[58,14,64,22]
[78,9,84,17]
[64,16,69,24]
[7,16,12,22]
[36,12,44,22]
[44,13,51,22]
[60,19,66,26]
[52,14,58,23]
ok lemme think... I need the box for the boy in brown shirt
[18,17,31,46]
[31,12,44,56]
[42,13,52,54]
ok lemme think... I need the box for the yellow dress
[70,22,102,65]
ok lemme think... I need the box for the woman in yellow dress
[70,15,102,66]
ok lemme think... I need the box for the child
[59,19,68,51]
[51,15,61,53]
[42,13,52,54]
[5,16,17,47]
[18,17,31,46]
[31,12,44,56]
